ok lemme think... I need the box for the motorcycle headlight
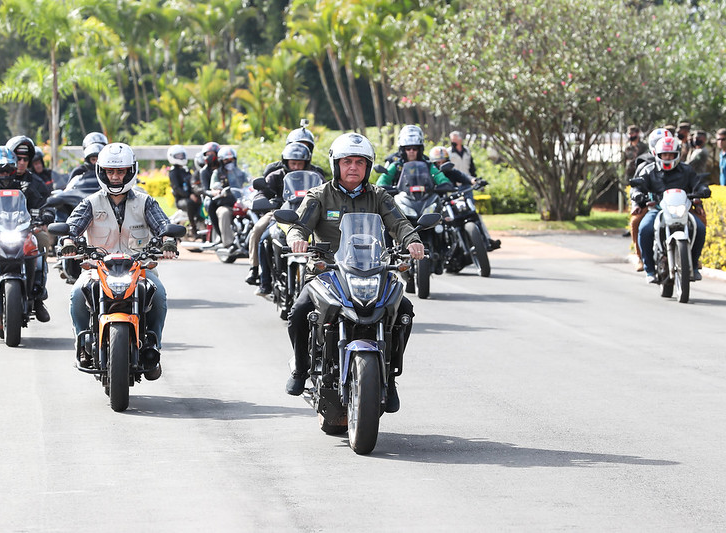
[346,274,379,305]
[397,203,418,218]
[423,203,439,215]
[106,274,133,296]
[667,204,687,218]
[0,230,23,245]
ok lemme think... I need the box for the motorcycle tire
[347,353,381,455]
[674,239,690,304]
[108,323,131,412]
[415,257,431,299]
[215,247,236,264]
[465,222,490,277]
[3,280,23,347]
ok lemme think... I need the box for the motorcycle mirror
[252,177,267,191]
[416,213,442,230]
[162,224,187,239]
[274,209,300,225]
[439,161,454,172]
[373,164,388,174]
[48,222,70,236]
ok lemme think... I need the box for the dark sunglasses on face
[16,156,29,162]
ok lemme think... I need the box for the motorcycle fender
[99,313,140,348]
[340,340,386,390]
[666,231,687,245]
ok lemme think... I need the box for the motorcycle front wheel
[415,257,431,299]
[347,353,381,455]
[465,222,490,277]
[3,279,23,347]
[674,239,690,304]
[108,323,131,412]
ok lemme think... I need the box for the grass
[482,208,629,232]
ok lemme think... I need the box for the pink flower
[513,74,517,79]
[543,90,548,95]
[596,97,601,102]
[568,73,572,79]
[561,81,566,86]
[529,49,533,54]
[440,44,446,49]
[424,64,429,71]
[607,47,612,52]
[616,32,620,38]
[655,47,661,52]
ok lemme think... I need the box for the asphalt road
[3,232,726,531]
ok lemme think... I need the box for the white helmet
[96,142,138,195]
[83,142,104,162]
[647,128,672,156]
[82,131,108,150]
[654,136,681,172]
[167,144,187,167]
[398,125,424,148]
[328,133,375,181]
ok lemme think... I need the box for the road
[3,232,726,531]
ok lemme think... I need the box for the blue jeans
[638,209,706,275]
[70,270,167,346]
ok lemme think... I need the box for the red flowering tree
[390,0,696,220]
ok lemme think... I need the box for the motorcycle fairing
[340,339,387,391]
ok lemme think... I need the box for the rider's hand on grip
[407,242,425,260]
[61,241,78,257]
[290,240,308,254]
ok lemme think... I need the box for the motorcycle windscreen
[396,161,434,201]
[282,171,324,204]
[0,189,32,232]
[334,213,389,274]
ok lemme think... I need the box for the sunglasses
[717,138,726,142]
[16,156,29,162]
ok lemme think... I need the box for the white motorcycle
[651,189,699,303]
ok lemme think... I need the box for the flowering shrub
[702,185,726,271]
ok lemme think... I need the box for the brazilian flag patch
[326,210,340,220]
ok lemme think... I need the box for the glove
[60,243,77,256]
[476,178,489,187]
[632,192,646,207]
[160,238,177,254]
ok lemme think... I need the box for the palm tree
[0,0,82,167]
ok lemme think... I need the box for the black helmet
[33,147,45,165]
[282,142,311,170]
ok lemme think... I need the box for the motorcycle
[48,221,186,412]
[0,189,45,347]
[440,179,491,277]
[392,161,449,299]
[273,209,440,455]
[650,188,701,303]
[265,170,324,320]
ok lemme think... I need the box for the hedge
[702,185,726,271]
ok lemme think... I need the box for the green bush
[477,159,537,214]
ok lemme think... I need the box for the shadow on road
[412,322,491,334]
[433,293,580,304]
[484,272,576,282]
[371,433,680,467]
[168,298,248,309]
[688,298,726,307]
[125,395,312,420]
[21,336,75,351]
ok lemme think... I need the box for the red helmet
[654,136,680,171]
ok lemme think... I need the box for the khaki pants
[248,211,275,268]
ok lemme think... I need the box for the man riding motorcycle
[284,132,425,413]
[61,143,177,378]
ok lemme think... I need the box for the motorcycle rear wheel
[465,222,490,277]
[108,323,131,412]
[215,247,237,264]
[3,280,23,347]
[347,353,381,455]
[674,239,690,304]
[415,257,431,299]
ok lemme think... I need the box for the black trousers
[287,283,414,375]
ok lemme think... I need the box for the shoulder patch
[326,210,340,220]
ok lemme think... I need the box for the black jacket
[630,161,710,204]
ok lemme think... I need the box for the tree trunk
[368,78,383,136]
[326,47,355,131]
[316,60,345,130]
[344,61,366,132]
[50,47,59,170]
[72,86,87,138]
[128,54,143,124]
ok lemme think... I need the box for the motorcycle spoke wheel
[3,280,23,347]
[108,323,131,412]
[674,240,690,304]
[415,257,431,299]
[347,353,381,455]
[464,222,490,277]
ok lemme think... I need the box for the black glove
[632,192,646,206]
[41,210,55,225]
[160,239,177,254]
[60,243,77,256]
[476,178,489,188]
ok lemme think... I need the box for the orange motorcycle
[49,222,185,412]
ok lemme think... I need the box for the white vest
[449,146,473,175]
[86,191,151,254]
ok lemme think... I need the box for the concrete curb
[626,253,726,282]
